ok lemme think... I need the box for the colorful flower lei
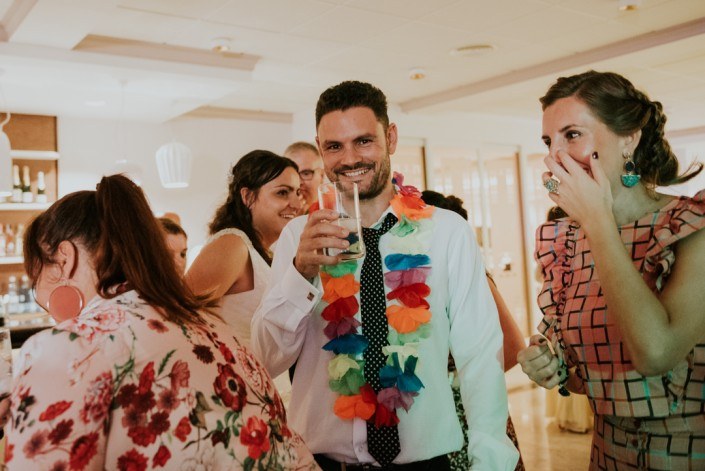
[319,172,434,428]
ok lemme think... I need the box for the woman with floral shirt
[5,174,317,470]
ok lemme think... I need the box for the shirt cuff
[467,430,519,470]
[280,262,321,332]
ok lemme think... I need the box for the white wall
[57,116,293,246]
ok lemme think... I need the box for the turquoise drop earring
[621,151,640,188]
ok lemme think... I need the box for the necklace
[319,173,434,427]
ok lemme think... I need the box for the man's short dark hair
[315,81,389,130]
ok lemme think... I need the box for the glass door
[428,145,531,336]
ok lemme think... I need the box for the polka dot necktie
[360,212,400,466]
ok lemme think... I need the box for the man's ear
[386,123,398,156]
[240,187,256,208]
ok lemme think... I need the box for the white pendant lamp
[155,141,192,188]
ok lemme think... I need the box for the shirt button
[357,445,364,453]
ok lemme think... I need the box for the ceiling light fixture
[408,67,427,80]
[618,0,642,11]
[450,44,496,57]
[211,37,232,53]
[155,141,193,189]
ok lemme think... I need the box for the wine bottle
[11,165,22,203]
[0,224,6,257]
[14,223,24,256]
[21,166,33,203]
[4,225,14,256]
[36,171,48,204]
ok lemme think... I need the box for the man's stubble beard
[326,153,392,201]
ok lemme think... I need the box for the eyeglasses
[299,169,321,181]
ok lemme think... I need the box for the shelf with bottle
[0,163,52,206]
[0,257,23,266]
[1,273,40,316]
[10,150,60,161]
[1,273,54,348]
[0,221,25,261]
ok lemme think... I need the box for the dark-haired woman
[7,174,316,470]
[186,151,301,401]
[517,70,705,469]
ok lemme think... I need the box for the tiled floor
[509,386,593,470]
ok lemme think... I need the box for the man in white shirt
[284,141,325,214]
[252,81,518,470]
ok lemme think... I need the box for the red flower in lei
[320,172,433,426]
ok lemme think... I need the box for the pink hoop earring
[48,284,85,321]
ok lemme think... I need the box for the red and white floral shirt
[6,290,318,470]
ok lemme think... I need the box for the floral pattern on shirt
[7,290,318,471]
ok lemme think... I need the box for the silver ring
[544,178,559,194]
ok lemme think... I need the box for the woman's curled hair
[540,70,702,187]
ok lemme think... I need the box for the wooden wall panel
[1,113,57,151]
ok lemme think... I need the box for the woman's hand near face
[517,334,562,389]
[543,150,614,229]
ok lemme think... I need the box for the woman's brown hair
[24,174,215,326]
[209,150,297,265]
[540,70,702,187]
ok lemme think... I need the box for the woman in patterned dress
[518,70,705,470]
[6,174,317,470]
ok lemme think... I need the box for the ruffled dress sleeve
[642,189,705,291]
[534,219,574,340]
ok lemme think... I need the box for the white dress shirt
[252,206,519,470]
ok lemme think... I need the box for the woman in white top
[187,150,302,399]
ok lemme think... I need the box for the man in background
[284,141,324,214]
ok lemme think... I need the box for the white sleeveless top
[206,228,270,348]
[206,228,291,403]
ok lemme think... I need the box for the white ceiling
[0,0,704,131]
